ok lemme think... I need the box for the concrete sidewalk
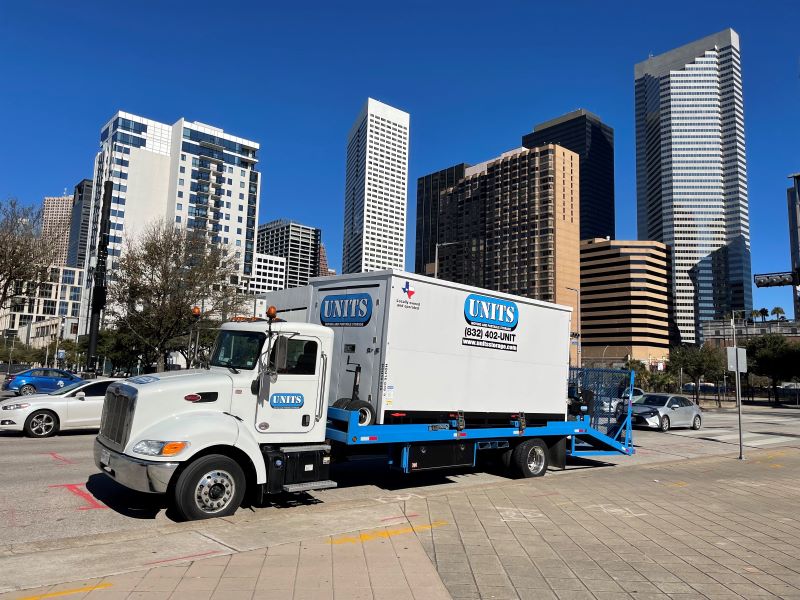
[4,446,800,599]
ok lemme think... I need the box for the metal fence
[568,367,634,436]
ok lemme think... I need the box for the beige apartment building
[579,238,672,367]
[42,194,73,266]
[415,143,581,361]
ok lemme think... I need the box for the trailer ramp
[567,367,635,457]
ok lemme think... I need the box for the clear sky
[1,1,797,317]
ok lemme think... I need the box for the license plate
[100,448,111,466]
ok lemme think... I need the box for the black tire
[332,398,351,409]
[346,399,376,426]
[24,410,60,438]
[173,454,246,521]
[660,415,671,432]
[19,384,36,396]
[510,438,549,478]
[691,415,702,430]
[615,402,625,419]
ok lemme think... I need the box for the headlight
[639,410,657,418]
[1,403,30,411]
[132,440,189,456]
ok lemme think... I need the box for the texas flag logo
[402,281,415,299]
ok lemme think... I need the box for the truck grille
[99,386,136,449]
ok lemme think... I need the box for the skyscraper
[42,194,73,266]
[67,179,93,268]
[257,220,320,288]
[788,173,800,319]
[522,109,615,240]
[635,29,751,344]
[86,111,260,279]
[414,144,581,348]
[342,98,409,273]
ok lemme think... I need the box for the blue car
[2,368,82,396]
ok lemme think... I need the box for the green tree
[749,310,760,321]
[623,359,651,390]
[107,221,246,372]
[771,306,785,321]
[758,307,769,322]
[746,334,800,403]
[668,345,726,404]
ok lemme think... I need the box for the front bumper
[94,438,179,494]
[0,414,23,431]
[632,413,661,428]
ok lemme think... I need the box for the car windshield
[48,381,84,395]
[634,394,670,407]
[210,330,266,370]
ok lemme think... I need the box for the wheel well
[26,408,58,422]
[171,445,258,498]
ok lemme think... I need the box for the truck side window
[271,339,318,375]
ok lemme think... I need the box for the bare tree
[107,220,249,371]
[0,199,63,313]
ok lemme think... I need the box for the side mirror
[272,336,289,372]
[76,391,86,400]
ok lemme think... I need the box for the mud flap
[547,437,566,470]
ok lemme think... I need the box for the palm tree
[759,307,769,322]
[771,306,785,321]
[750,310,760,322]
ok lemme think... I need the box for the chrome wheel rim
[20,386,34,395]
[31,413,55,436]
[526,446,546,475]
[194,470,235,513]
[357,407,371,425]
[694,416,701,428]
[661,417,669,431]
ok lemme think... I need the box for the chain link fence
[568,367,634,435]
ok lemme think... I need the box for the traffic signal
[753,271,799,288]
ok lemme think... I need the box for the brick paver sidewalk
[3,447,800,600]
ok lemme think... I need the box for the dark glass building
[67,179,93,268]
[414,164,467,275]
[522,109,614,241]
[789,173,800,319]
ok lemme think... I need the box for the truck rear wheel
[511,438,549,478]
[173,454,246,520]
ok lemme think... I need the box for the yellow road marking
[668,481,688,487]
[330,520,448,544]
[15,583,113,600]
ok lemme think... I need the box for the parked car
[631,393,702,432]
[601,386,645,417]
[2,368,81,395]
[0,378,115,437]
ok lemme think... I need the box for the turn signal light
[266,305,278,319]
[161,441,189,456]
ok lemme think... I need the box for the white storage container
[265,270,571,424]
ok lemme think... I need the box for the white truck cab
[94,318,336,520]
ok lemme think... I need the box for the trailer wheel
[346,399,376,426]
[511,438,549,478]
[173,454,246,520]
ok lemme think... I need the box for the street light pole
[732,313,744,460]
[566,287,581,368]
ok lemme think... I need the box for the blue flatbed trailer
[325,392,634,476]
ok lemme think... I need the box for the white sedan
[0,379,116,438]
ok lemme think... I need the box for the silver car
[631,393,702,432]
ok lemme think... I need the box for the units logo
[269,393,305,409]
[320,293,372,327]
[464,294,518,330]
[401,281,415,299]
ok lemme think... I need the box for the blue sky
[1,1,797,317]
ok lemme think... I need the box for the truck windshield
[210,330,266,371]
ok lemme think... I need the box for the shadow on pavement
[85,473,171,520]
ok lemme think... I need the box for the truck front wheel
[511,438,549,478]
[173,454,246,520]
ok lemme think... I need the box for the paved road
[1,406,798,551]
[2,420,800,598]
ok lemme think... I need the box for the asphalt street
[1,405,797,549]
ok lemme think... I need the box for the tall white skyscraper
[342,98,409,273]
[635,29,751,344]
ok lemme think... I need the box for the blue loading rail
[326,405,634,457]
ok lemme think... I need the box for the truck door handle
[316,352,327,422]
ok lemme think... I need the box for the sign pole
[732,317,744,460]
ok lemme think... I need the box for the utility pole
[732,315,744,460]
[87,180,113,373]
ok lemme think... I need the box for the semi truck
[94,271,633,520]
